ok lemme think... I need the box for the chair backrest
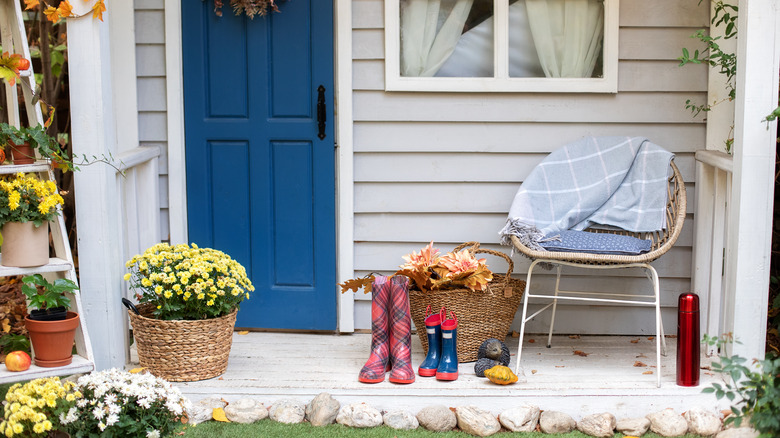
[511,159,686,265]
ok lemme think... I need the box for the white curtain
[525,0,604,78]
[400,0,475,77]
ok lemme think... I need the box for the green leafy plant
[703,334,780,438]
[0,333,30,355]
[0,123,75,171]
[20,274,77,311]
[679,1,738,153]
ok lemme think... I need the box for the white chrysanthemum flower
[146,429,161,438]
[106,412,119,426]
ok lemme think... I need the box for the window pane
[509,0,604,78]
[400,0,494,78]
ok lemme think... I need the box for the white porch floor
[137,333,727,419]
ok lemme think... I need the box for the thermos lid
[678,293,699,312]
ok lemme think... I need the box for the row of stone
[186,393,759,438]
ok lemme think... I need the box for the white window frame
[384,0,618,93]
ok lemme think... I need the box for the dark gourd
[477,338,510,366]
[474,358,499,377]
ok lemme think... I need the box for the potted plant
[124,242,255,381]
[0,172,64,267]
[0,123,75,170]
[22,274,81,367]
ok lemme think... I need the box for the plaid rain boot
[418,306,444,377]
[358,275,392,383]
[388,275,415,384]
[436,310,459,381]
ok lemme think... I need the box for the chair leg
[646,265,662,388]
[547,265,562,348]
[514,260,538,379]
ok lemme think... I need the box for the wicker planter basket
[128,303,237,382]
[409,244,525,363]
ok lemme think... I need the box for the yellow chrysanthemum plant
[0,172,64,228]
[0,377,81,438]
[125,243,255,320]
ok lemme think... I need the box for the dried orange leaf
[339,277,374,294]
[528,339,535,343]
[568,335,580,339]
[633,361,647,367]
[531,369,537,374]
[212,407,230,422]
[237,330,249,335]
[573,350,588,357]
[642,370,654,375]
[630,338,640,343]
[129,367,146,374]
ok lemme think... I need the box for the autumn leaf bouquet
[340,242,493,295]
[124,243,254,320]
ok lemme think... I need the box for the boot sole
[436,371,458,381]
[389,376,415,384]
[418,368,437,377]
[358,376,385,384]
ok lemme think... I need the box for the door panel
[182,0,336,330]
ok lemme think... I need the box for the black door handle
[317,85,326,140]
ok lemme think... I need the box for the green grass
[179,421,707,438]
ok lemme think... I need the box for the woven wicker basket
[409,243,525,363]
[129,303,237,382]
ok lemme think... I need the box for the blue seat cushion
[540,230,652,255]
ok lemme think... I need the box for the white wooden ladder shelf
[0,0,94,383]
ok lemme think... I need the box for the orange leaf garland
[43,5,60,22]
[92,0,106,21]
[56,0,73,18]
[0,52,30,86]
[23,0,40,10]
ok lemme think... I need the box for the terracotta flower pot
[9,141,35,164]
[0,221,49,267]
[25,311,79,367]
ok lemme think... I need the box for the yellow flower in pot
[0,172,64,267]
[21,274,81,368]
[123,243,255,381]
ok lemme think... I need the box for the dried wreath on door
[213,0,286,19]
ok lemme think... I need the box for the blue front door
[181,0,336,330]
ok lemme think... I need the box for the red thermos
[676,293,700,386]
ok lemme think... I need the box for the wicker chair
[510,160,686,387]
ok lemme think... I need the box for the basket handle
[473,248,514,278]
[452,241,480,253]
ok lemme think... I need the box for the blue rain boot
[436,310,458,381]
[418,306,444,377]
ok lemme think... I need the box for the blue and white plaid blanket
[499,136,674,250]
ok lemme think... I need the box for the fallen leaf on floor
[701,365,712,370]
[630,339,640,344]
[573,350,588,357]
[642,371,653,375]
[568,335,581,339]
[634,361,647,367]
[511,331,519,337]
[238,330,249,335]
[528,339,535,343]
[555,365,565,368]
[218,377,224,380]
[666,334,677,338]
[212,408,231,422]
[129,367,146,374]
[647,337,654,340]
[531,370,537,374]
